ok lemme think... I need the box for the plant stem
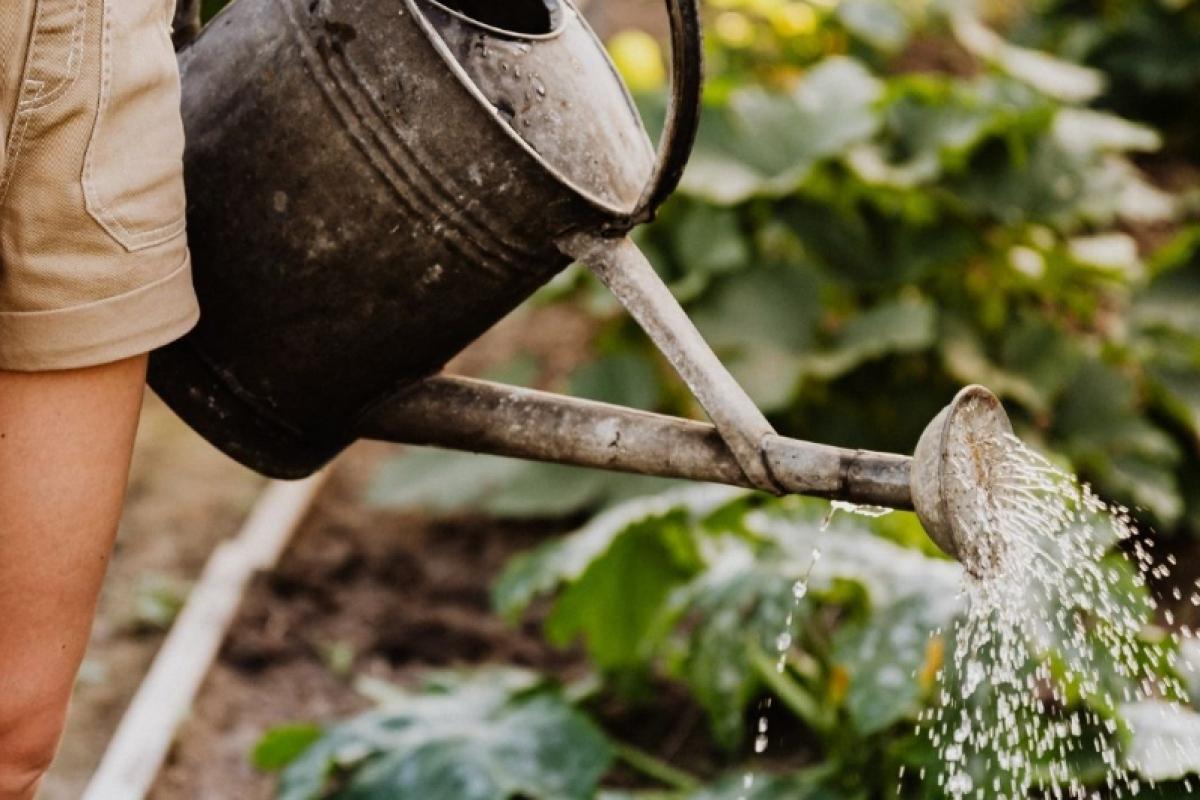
[612,740,701,792]
[749,643,835,734]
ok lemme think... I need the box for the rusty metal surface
[360,375,915,509]
[911,384,1013,572]
[420,1,656,214]
[563,233,783,494]
[359,374,752,487]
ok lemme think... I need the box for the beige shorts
[0,0,199,372]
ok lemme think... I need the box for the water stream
[749,433,1198,798]
[921,433,1196,798]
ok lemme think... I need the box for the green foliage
[490,489,1197,795]
[591,1,1198,536]
[366,447,678,519]
[1014,0,1200,146]
[256,0,1200,796]
[253,724,324,772]
[264,669,614,800]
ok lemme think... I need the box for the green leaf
[657,501,960,747]
[941,313,1086,416]
[836,0,910,54]
[804,296,936,380]
[670,204,751,279]
[365,449,526,512]
[276,669,613,800]
[663,544,804,747]
[832,595,943,735]
[367,448,676,519]
[253,723,323,771]
[492,487,747,621]
[681,57,883,204]
[1053,361,1184,522]
[691,265,823,411]
[569,352,663,410]
[953,13,1106,103]
[544,511,704,671]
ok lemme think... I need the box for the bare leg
[0,355,147,799]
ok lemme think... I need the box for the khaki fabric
[0,0,199,371]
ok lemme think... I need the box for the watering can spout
[354,224,1014,573]
[356,374,915,510]
[358,377,1014,575]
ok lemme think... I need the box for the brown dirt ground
[145,293,738,798]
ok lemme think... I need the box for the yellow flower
[769,2,818,37]
[917,635,945,691]
[714,11,756,47]
[607,30,667,93]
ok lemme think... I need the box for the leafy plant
[493,489,1199,796]
[262,1,1200,797]
[261,669,615,800]
[577,0,1198,537]
[1013,0,1200,149]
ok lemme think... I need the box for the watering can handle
[624,0,704,227]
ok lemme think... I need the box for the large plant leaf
[681,57,883,204]
[492,486,748,621]
[654,501,960,746]
[366,448,677,519]
[273,669,613,800]
[659,539,806,747]
[831,595,944,735]
[543,511,704,671]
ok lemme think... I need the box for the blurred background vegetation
[186,0,1200,796]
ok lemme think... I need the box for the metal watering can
[152,0,1010,570]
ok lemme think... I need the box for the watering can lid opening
[409,0,658,219]
[421,0,568,40]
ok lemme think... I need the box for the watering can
[151,0,1009,571]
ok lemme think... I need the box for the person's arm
[0,357,147,800]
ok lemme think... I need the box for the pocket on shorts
[82,0,187,252]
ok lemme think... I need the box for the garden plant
[221,0,1200,796]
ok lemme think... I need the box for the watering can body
[151,0,923,530]
[150,0,664,478]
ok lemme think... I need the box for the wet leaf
[832,596,943,735]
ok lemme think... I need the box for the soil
[146,294,735,798]
[148,446,579,799]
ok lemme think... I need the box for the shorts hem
[0,251,200,372]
